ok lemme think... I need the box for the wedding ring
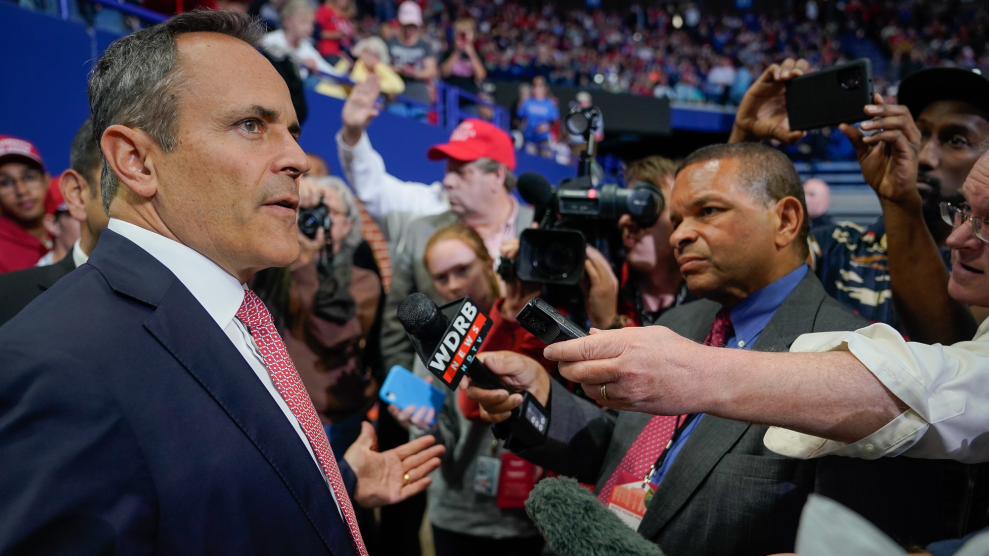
[403,472,411,486]
[600,384,609,401]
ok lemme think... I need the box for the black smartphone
[516,298,589,345]
[785,59,874,131]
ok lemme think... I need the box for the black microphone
[517,172,555,226]
[397,293,550,447]
[525,477,666,556]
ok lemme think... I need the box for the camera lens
[838,67,862,90]
[565,111,589,135]
[535,242,578,276]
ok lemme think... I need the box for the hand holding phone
[380,365,446,426]
[785,59,874,131]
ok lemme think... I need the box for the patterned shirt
[812,216,950,332]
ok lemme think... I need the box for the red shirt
[315,5,353,57]
[0,216,48,274]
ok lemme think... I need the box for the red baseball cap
[0,135,45,173]
[427,119,516,171]
[45,176,67,215]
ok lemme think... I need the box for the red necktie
[598,308,734,505]
[237,291,368,556]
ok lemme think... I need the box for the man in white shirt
[0,12,442,555]
[534,148,989,465]
[335,74,533,373]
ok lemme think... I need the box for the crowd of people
[7,5,989,556]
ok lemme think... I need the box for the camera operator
[466,142,943,554]
[252,175,383,456]
[730,58,989,347]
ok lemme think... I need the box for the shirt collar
[728,264,809,349]
[71,239,88,268]
[107,219,246,329]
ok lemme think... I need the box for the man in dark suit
[0,119,107,327]
[468,143,943,555]
[0,12,444,555]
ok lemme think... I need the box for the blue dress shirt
[647,264,809,488]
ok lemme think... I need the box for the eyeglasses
[0,169,45,191]
[941,202,989,244]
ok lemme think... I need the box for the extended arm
[840,98,977,344]
[543,324,989,463]
[337,76,447,225]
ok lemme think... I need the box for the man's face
[149,33,308,278]
[947,153,989,306]
[442,158,503,219]
[802,178,830,219]
[916,100,989,223]
[0,161,47,224]
[620,176,676,274]
[533,83,547,100]
[669,159,790,304]
[401,24,420,42]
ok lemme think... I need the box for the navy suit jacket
[0,230,359,555]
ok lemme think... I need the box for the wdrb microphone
[526,477,665,556]
[397,293,549,448]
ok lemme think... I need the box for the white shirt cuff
[764,409,929,459]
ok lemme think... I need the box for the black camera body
[298,204,332,240]
[502,174,664,286]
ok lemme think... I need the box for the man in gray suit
[468,143,943,555]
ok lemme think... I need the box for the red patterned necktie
[598,308,734,506]
[237,290,368,556]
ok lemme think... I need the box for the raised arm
[336,75,447,223]
[839,96,978,344]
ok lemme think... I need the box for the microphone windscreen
[397,293,440,335]
[525,477,665,556]
[517,172,554,208]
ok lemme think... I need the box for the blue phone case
[379,365,446,420]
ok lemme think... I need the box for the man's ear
[775,196,805,250]
[100,125,159,200]
[59,169,89,224]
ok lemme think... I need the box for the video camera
[499,105,664,286]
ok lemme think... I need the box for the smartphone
[785,59,874,131]
[516,298,589,345]
[379,365,446,421]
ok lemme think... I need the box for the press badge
[473,456,500,496]
[607,472,649,530]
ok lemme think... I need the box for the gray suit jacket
[380,206,534,371]
[519,272,943,555]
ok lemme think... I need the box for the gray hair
[69,118,101,195]
[311,175,363,252]
[88,11,265,213]
[352,36,390,65]
[474,157,517,192]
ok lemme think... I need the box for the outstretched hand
[343,421,445,508]
[729,58,810,145]
[839,94,922,208]
[341,74,382,146]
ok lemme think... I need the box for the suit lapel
[90,230,353,556]
[637,416,752,539]
[635,277,824,540]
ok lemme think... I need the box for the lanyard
[641,413,697,488]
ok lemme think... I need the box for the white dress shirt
[335,130,449,252]
[262,30,341,79]
[107,219,344,516]
[71,238,89,267]
[764,319,989,464]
